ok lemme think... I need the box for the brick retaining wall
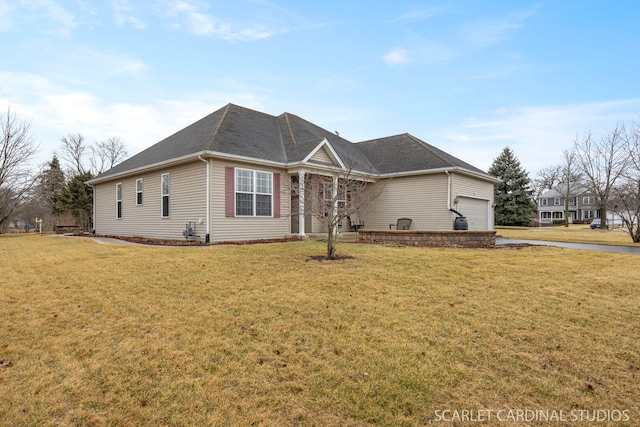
[358,229,496,247]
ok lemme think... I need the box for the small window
[116,183,122,219]
[541,212,551,219]
[583,196,594,205]
[161,174,169,218]
[554,198,561,206]
[136,179,143,205]
[540,199,548,206]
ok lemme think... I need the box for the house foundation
[358,229,496,247]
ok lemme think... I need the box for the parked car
[590,218,601,229]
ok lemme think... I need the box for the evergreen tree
[62,172,94,230]
[38,156,66,215]
[488,147,535,226]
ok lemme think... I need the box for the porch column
[298,171,306,236]
[332,174,339,236]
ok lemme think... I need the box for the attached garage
[455,196,490,231]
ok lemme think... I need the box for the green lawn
[1,234,639,426]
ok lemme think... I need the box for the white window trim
[161,173,170,218]
[540,198,548,206]
[116,182,122,219]
[554,198,561,206]
[235,168,273,217]
[136,178,143,206]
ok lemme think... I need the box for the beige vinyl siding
[450,173,494,201]
[308,147,333,165]
[210,160,290,242]
[360,174,451,230]
[94,161,207,240]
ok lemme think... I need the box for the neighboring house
[87,104,499,242]
[537,187,600,224]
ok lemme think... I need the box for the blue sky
[2,1,640,176]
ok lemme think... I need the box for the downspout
[88,183,95,233]
[198,155,211,243]
[445,169,452,209]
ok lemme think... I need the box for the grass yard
[1,234,639,426]
[496,224,639,247]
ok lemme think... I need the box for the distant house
[87,104,498,242]
[537,186,600,224]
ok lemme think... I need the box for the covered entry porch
[289,169,370,237]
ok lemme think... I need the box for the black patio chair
[389,218,412,230]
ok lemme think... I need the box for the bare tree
[59,133,89,176]
[533,165,562,197]
[0,106,39,232]
[573,125,630,229]
[90,136,128,175]
[609,120,640,242]
[60,133,128,176]
[302,164,383,259]
[558,149,582,227]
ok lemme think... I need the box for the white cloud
[0,72,267,166]
[461,4,540,49]
[0,0,77,35]
[389,6,451,24]
[437,99,640,174]
[0,2,17,32]
[162,0,273,41]
[382,49,409,65]
[112,0,146,29]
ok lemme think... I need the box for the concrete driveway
[496,238,640,254]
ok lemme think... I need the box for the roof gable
[303,139,346,169]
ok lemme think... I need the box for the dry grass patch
[497,225,638,246]
[1,235,639,426]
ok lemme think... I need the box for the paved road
[496,238,640,254]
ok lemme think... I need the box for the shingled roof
[91,103,494,182]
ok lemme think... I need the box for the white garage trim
[454,193,491,230]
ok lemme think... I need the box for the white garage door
[456,197,489,230]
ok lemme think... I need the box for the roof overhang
[377,166,501,183]
[87,151,499,186]
[87,148,367,185]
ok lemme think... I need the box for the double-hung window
[235,168,272,216]
[161,173,170,217]
[116,183,122,219]
[322,181,346,216]
[136,178,143,205]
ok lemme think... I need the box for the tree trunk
[326,225,337,259]
[600,204,607,230]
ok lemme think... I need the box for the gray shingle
[356,133,489,175]
[92,103,492,181]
